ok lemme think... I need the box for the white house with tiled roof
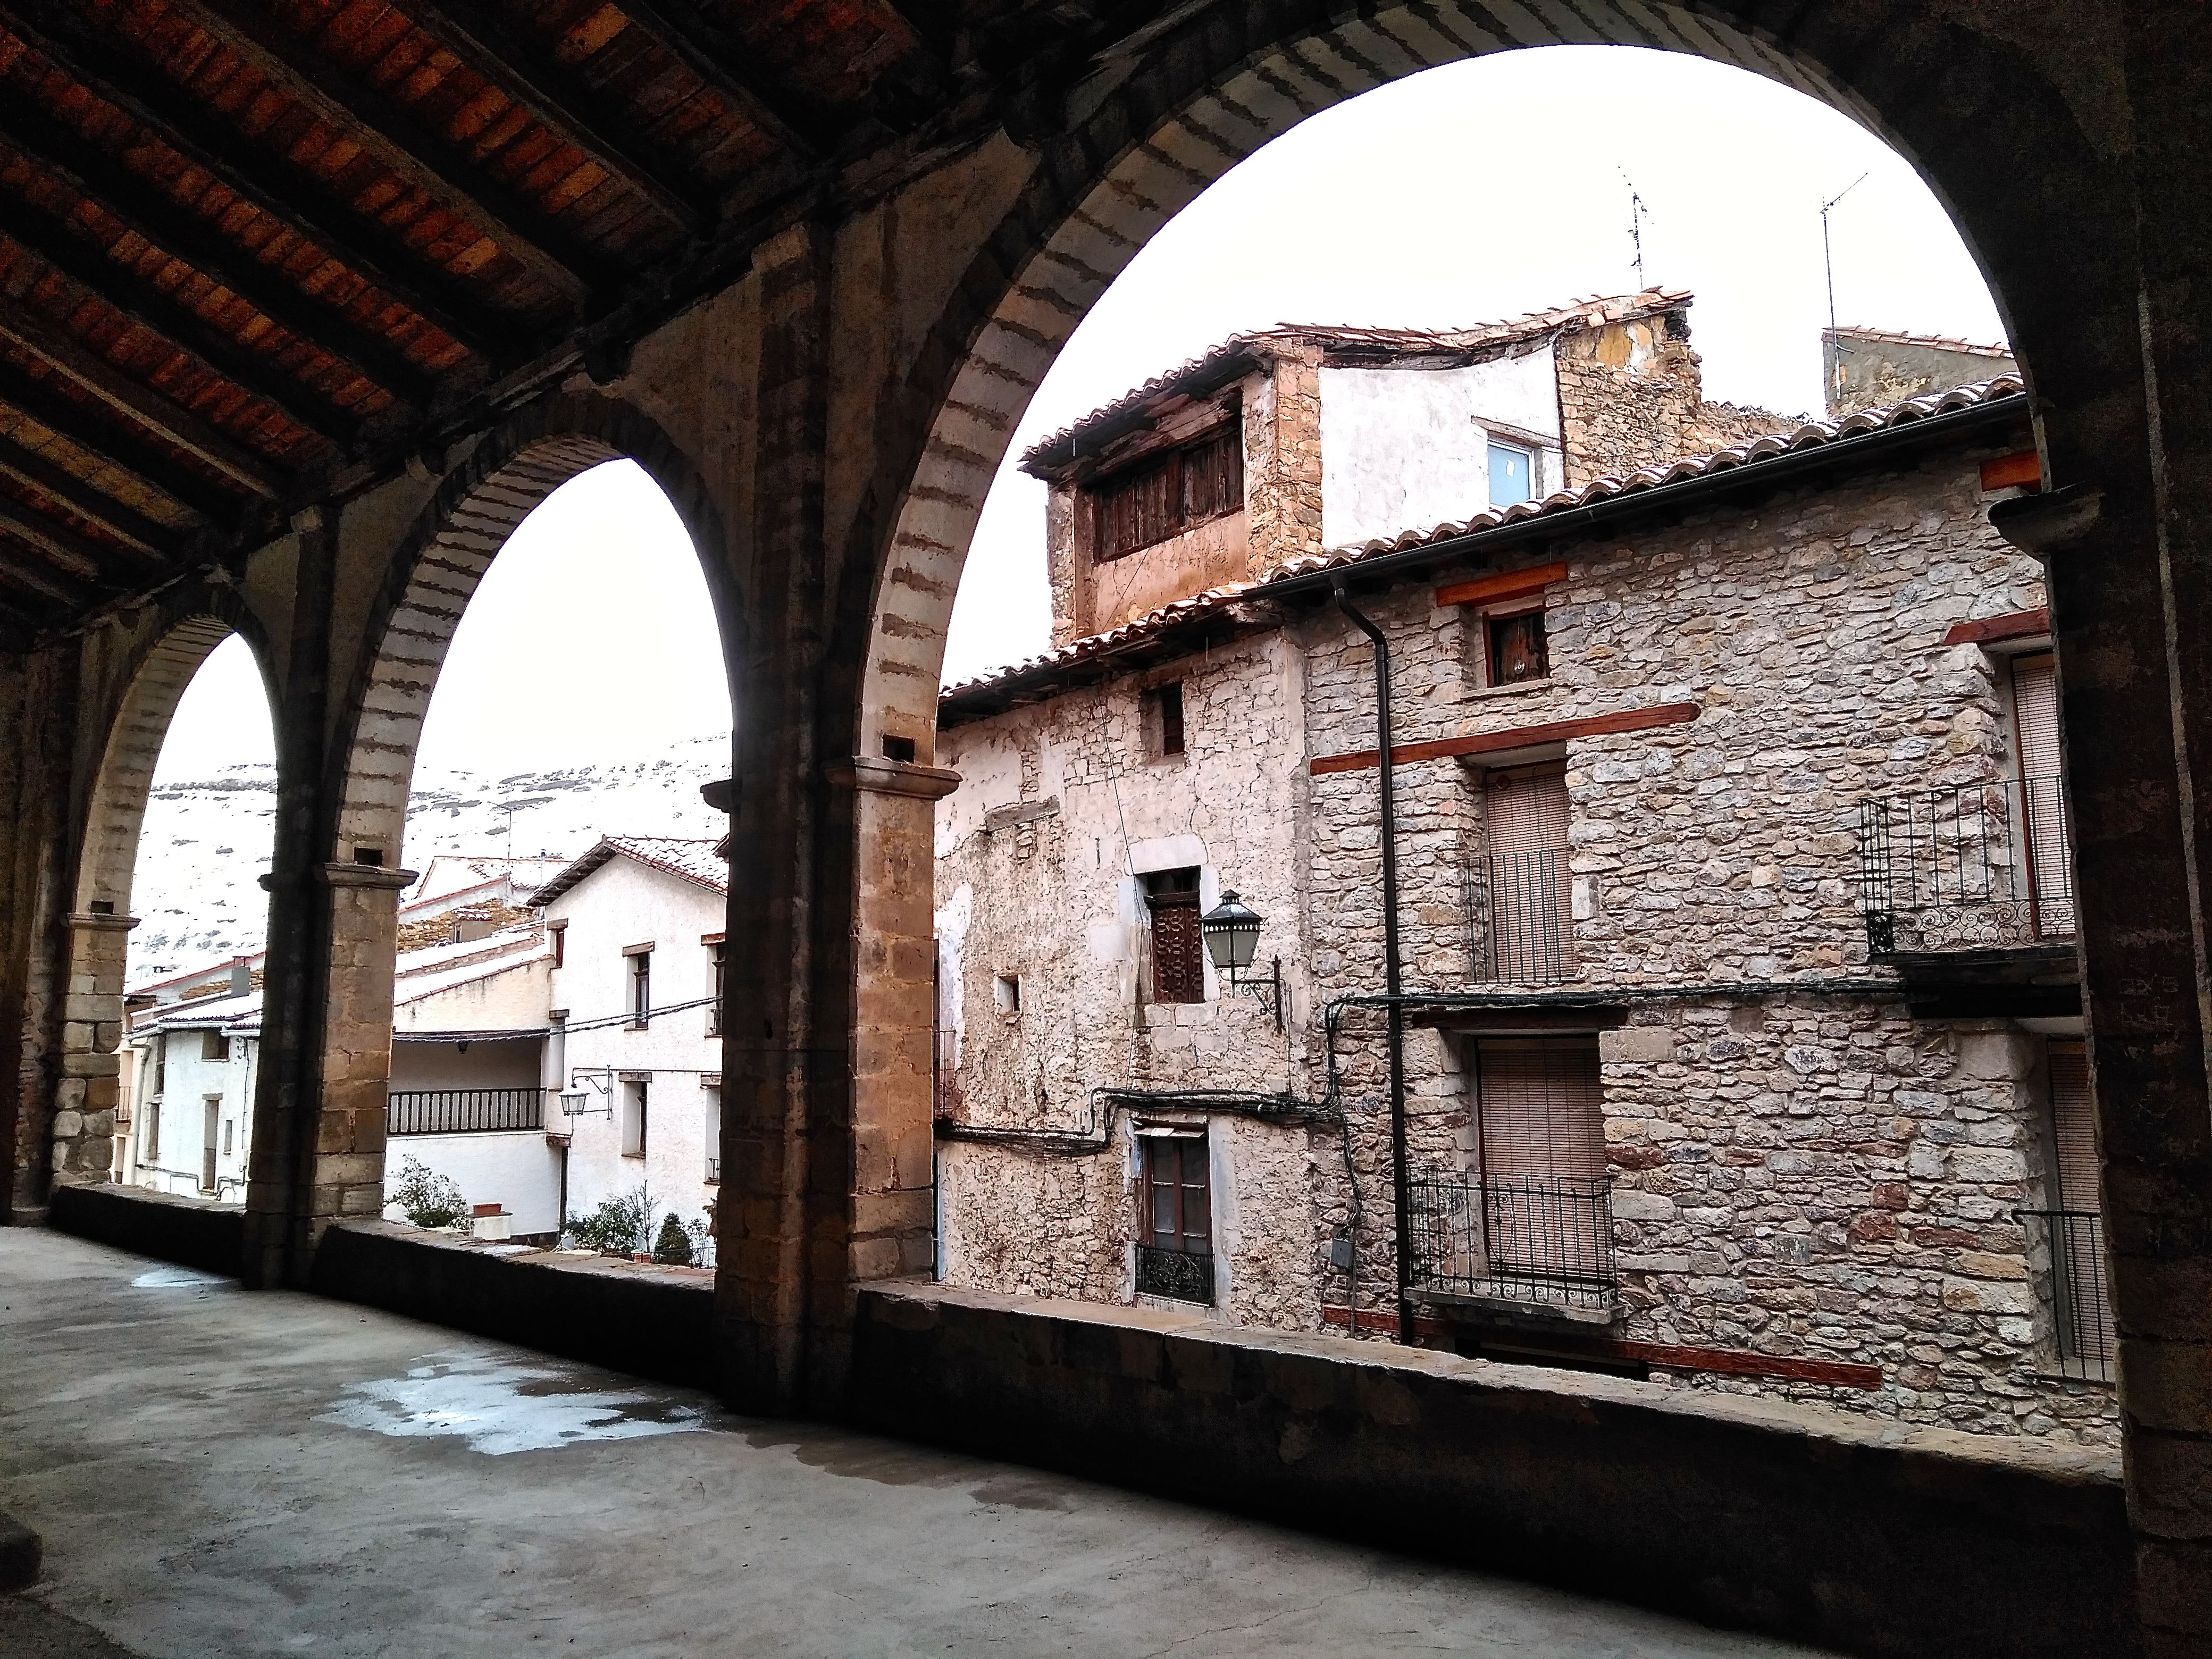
[530,836,728,1244]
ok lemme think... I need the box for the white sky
[150,43,2002,783]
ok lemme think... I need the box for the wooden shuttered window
[1089,423,1244,563]
[2047,1041,2098,1214]
[1144,1133,1211,1255]
[2010,653,2074,932]
[1483,762,1573,980]
[1474,1036,1605,1184]
[1145,868,1205,1003]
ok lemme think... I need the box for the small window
[549,922,566,968]
[202,1030,228,1062]
[1144,869,1205,1004]
[1487,610,1548,685]
[629,950,652,1026]
[141,1097,160,1163]
[221,1118,233,1158]
[151,1034,166,1098]
[1488,441,1535,507]
[200,1096,221,1192]
[706,941,726,1037]
[994,974,1021,1016]
[1144,682,1186,760]
[702,1085,721,1184]
[1136,1130,1213,1303]
[1089,422,1244,562]
[622,1077,649,1158]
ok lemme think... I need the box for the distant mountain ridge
[128,731,732,984]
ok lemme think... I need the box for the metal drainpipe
[1331,577,1415,1346]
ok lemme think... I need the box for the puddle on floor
[316,1352,713,1455]
[130,1266,232,1289]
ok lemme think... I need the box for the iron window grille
[2018,1208,2115,1381]
[1465,847,1575,983]
[1407,1172,1618,1311]
[1135,1243,1214,1303]
[1856,775,2074,954]
[387,1087,548,1135]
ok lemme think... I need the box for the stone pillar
[48,911,136,1186]
[301,862,414,1249]
[843,757,957,1287]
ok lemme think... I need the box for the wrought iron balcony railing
[1856,775,2074,954]
[1407,1172,1617,1311]
[387,1086,547,1136]
[1134,1243,1214,1304]
[2019,1208,2115,1381]
[1465,848,1576,984]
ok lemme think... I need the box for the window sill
[1466,677,1552,702]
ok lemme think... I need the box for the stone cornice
[831,756,962,801]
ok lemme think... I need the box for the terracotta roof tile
[525,835,730,907]
[945,372,2026,709]
[1825,325,2015,358]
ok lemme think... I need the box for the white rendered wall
[543,857,725,1236]
[394,957,552,1033]
[1320,350,1564,548]
[382,1130,563,1236]
[130,1028,257,1203]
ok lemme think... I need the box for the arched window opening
[377,458,732,1263]
[114,633,277,1204]
[919,46,2101,1452]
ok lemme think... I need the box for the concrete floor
[0,1230,1843,1658]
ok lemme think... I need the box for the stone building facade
[935,309,2115,1447]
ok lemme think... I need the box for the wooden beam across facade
[1308,702,1705,774]
[611,0,836,158]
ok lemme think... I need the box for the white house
[530,836,727,1245]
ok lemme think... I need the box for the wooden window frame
[1142,1130,1212,1256]
[1144,868,1205,1004]
[1145,681,1187,761]
[705,939,726,1037]
[549,921,566,968]
[1086,421,1244,564]
[622,1076,649,1159]
[627,948,652,1028]
[1484,602,1550,688]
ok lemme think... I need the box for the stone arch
[854,2,2115,749]
[286,390,739,1245]
[335,391,741,868]
[51,592,278,1188]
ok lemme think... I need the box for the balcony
[2019,1208,2115,1382]
[1467,849,1574,984]
[1407,1173,1617,1320]
[1134,1243,1213,1304]
[387,1087,548,1136]
[1855,777,2079,1011]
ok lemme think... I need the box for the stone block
[1601,1028,1676,1065]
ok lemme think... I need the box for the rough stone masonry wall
[1554,317,1796,489]
[1294,445,2114,1444]
[934,633,1325,1328]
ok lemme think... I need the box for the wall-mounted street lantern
[1200,890,1283,1031]
[561,1067,615,1118]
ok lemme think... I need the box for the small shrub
[651,1212,693,1266]
[390,1155,468,1230]
[568,1184,657,1256]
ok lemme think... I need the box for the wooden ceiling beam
[0,432,178,558]
[0,217,364,449]
[0,107,440,404]
[388,0,711,234]
[0,2,540,366]
[0,293,287,497]
[0,494,121,583]
[172,0,606,312]
[0,534,94,607]
[0,361,249,523]
[610,0,837,159]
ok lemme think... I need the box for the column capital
[830,756,961,801]
[65,911,139,933]
[315,862,418,892]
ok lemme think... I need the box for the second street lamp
[1200,890,1283,1030]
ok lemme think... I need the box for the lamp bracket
[1225,955,1284,1032]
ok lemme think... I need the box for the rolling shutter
[2011,654,2075,933]
[1476,1036,1604,1184]
[1484,763,1573,979]
[2047,1041,2098,1215]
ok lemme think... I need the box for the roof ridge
[942,372,2025,706]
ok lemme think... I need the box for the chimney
[230,958,252,997]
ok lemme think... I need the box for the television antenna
[1820,173,1870,338]
[1623,173,1650,287]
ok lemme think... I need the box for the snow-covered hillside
[128,731,733,985]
